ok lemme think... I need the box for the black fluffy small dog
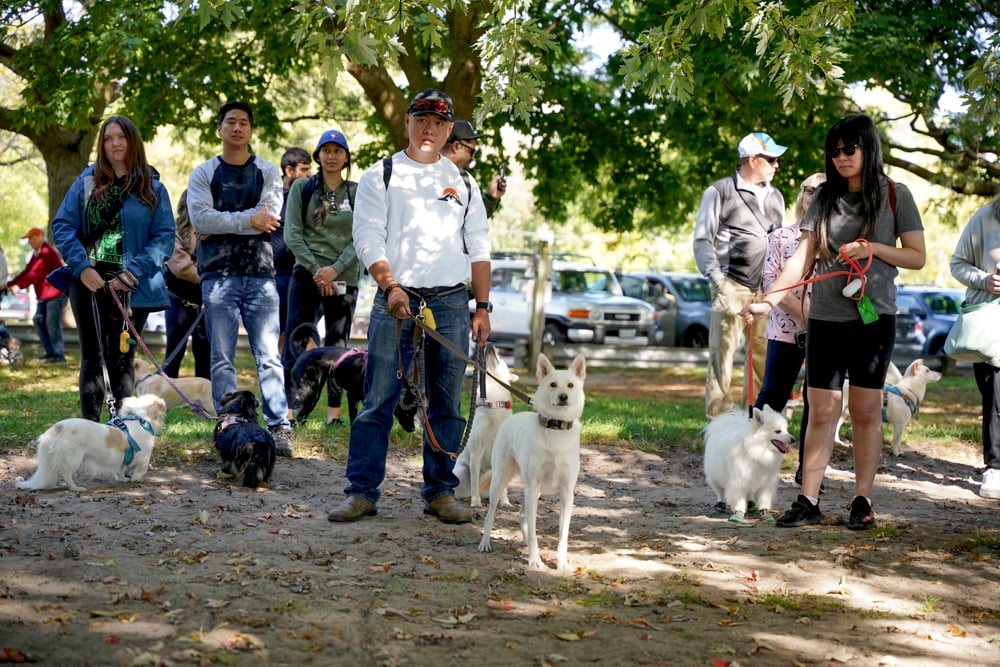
[288,325,419,431]
[214,390,276,488]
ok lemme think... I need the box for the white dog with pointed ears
[478,352,586,570]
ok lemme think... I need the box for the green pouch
[856,294,879,324]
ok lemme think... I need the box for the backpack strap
[888,179,897,221]
[299,174,320,225]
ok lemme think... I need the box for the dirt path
[1,373,998,666]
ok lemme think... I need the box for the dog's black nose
[558,394,568,405]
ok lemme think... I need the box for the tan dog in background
[133,358,215,416]
[837,359,941,456]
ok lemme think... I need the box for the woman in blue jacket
[52,115,175,421]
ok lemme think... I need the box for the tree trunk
[33,127,97,223]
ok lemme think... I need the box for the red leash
[744,239,874,407]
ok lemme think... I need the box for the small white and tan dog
[454,343,518,507]
[836,359,941,456]
[15,394,167,491]
[478,353,586,570]
[703,405,796,522]
[133,358,215,416]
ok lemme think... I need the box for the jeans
[344,288,470,504]
[163,291,210,379]
[33,295,68,359]
[974,362,1000,469]
[282,266,359,407]
[68,281,150,421]
[202,276,289,428]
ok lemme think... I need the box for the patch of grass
[746,591,845,616]
[922,595,942,613]
[973,532,1000,550]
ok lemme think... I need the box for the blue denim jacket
[51,164,175,310]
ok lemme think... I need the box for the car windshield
[923,292,962,315]
[670,277,711,302]
[552,270,621,296]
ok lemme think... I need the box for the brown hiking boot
[423,494,473,524]
[327,496,377,522]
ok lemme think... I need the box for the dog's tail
[288,322,321,360]
[14,432,60,490]
[242,439,275,489]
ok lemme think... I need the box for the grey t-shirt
[802,179,923,322]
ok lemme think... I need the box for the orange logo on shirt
[438,187,462,205]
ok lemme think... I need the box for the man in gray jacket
[694,132,787,417]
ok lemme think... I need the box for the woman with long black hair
[52,115,175,421]
[742,114,926,529]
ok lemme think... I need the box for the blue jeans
[344,288,470,504]
[34,295,68,359]
[202,276,289,428]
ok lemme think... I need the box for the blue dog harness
[107,415,154,465]
[882,386,918,423]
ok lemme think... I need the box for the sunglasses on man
[410,99,452,115]
[755,154,779,165]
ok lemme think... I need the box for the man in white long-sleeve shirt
[328,89,492,524]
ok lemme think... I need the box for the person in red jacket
[2,228,68,363]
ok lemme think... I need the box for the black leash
[405,313,533,406]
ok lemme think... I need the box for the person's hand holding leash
[384,283,409,319]
[740,300,772,326]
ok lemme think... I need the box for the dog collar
[477,399,512,409]
[108,415,153,465]
[538,414,576,430]
[217,414,248,432]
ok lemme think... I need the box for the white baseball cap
[737,132,788,159]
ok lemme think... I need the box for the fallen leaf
[947,624,967,637]
[554,632,581,641]
[486,599,515,611]
[204,599,228,609]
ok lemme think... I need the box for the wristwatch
[475,301,493,313]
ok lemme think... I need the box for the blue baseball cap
[737,132,787,159]
[313,129,350,161]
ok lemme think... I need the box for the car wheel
[542,323,564,346]
[685,326,709,348]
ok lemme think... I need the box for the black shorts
[806,316,896,391]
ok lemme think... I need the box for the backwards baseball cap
[20,227,44,239]
[407,88,454,122]
[447,120,484,144]
[313,129,350,161]
[737,132,788,159]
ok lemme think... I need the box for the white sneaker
[980,468,1000,499]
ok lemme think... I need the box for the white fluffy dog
[133,358,215,416]
[836,359,941,456]
[454,343,518,507]
[15,395,167,491]
[703,405,796,522]
[478,353,586,570]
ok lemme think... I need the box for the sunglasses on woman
[826,144,858,159]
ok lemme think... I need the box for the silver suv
[484,255,656,347]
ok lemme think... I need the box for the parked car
[621,272,712,347]
[484,256,656,347]
[0,290,32,322]
[895,285,964,370]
